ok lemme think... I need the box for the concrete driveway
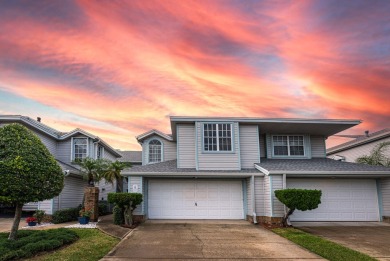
[294,222,390,260]
[102,221,323,260]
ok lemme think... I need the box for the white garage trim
[148,179,244,219]
[287,178,380,222]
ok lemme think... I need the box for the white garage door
[148,179,244,219]
[287,179,379,221]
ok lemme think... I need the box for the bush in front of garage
[108,193,142,226]
[274,189,322,227]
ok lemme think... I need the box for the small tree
[356,141,390,167]
[108,193,143,226]
[274,189,322,227]
[105,161,127,192]
[0,124,64,240]
[75,157,110,186]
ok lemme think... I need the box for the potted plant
[33,210,45,225]
[26,217,37,226]
[78,208,93,225]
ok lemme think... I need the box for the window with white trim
[73,138,88,160]
[203,123,232,152]
[272,135,304,156]
[148,139,162,163]
[97,145,104,159]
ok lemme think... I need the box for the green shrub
[33,210,45,224]
[0,228,78,261]
[52,206,82,224]
[274,189,322,226]
[113,205,123,225]
[108,193,143,226]
[98,201,110,216]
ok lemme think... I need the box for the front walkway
[294,222,390,260]
[101,221,323,260]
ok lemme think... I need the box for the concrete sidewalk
[101,222,323,260]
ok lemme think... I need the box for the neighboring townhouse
[0,115,122,213]
[122,116,390,224]
[327,128,390,162]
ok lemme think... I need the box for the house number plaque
[132,184,139,192]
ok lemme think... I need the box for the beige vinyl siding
[254,177,265,216]
[197,122,240,170]
[271,175,284,217]
[381,178,390,216]
[328,136,390,163]
[52,197,59,213]
[264,175,271,216]
[58,176,87,209]
[129,176,143,215]
[142,135,177,165]
[57,140,72,164]
[311,135,326,158]
[259,134,266,158]
[246,178,252,215]
[239,125,259,168]
[38,199,53,214]
[177,124,196,168]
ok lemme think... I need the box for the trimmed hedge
[52,206,82,224]
[113,205,123,225]
[0,228,78,261]
[108,193,143,209]
[274,189,322,211]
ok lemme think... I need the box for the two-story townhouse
[0,115,122,214]
[122,116,390,224]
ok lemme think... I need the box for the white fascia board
[136,129,173,142]
[121,172,264,177]
[170,116,361,125]
[269,171,390,175]
[254,164,270,175]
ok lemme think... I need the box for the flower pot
[28,222,37,226]
[78,217,90,225]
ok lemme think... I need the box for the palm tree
[356,141,390,167]
[105,161,128,192]
[75,157,109,186]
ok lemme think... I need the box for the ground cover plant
[0,228,78,261]
[25,229,119,261]
[273,228,377,261]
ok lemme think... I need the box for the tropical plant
[108,193,143,226]
[33,210,46,224]
[79,207,93,217]
[356,141,390,167]
[74,157,110,186]
[274,189,322,227]
[0,123,64,240]
[105,161,127,192]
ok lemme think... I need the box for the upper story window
[203,123,232,152]
[97,145,104,159]
[148,139,162,163]
[272,135,304,156]
[73,138,88,160]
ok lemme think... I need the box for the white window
[73,138,88,160]
[204,123,232,152]
[97,145,104,159]
[272,135,304,156]
[148,139,162,163]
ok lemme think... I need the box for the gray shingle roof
[118,151,142,163]
[327,128,390,154]
[256,158,390,173]
[123,160,259,173]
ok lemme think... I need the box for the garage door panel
[148,179,244,219]
[288,179,379,221]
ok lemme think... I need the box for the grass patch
[0,228,78,261]
[273,228,377,261]
[26,229,119,261]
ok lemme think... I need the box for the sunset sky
[0,0,389,150]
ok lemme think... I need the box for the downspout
[251,175,257,224]
[283,174,287,216]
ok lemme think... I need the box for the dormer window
[148,139,162,163]
[73,138,88,160]
[272,135,304,156]
[203,123,233,152]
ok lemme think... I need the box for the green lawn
[273,228,377,261]
[26,229,119,261]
